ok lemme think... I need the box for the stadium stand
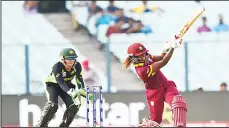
[67,1,229,91]
[2,1,107,95]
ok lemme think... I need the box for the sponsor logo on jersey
[56,73,60,77]
[62,72,66,77]
[71,71,75,75]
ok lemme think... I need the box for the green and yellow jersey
[45,61,85,92]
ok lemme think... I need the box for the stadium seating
[2,1,108,95]
[68,1,229,91]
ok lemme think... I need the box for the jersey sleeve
[75,62,85,89]
[52,62,71,92]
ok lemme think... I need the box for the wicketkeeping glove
[78,88,94,103]
[67,88,82,105]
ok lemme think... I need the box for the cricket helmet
[127,43,148,56]
[59,48,78,59]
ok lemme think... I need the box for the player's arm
[149,38,181,74]
[53,63,71,92]
[151,46,170,62]
[75,62,85,89]
[75,62,90,98]
[150,47,174,73]
[152,38,182,62]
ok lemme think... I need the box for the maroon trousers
[146,81,187,126]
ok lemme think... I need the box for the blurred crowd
[23,1,229,34]
[197,14,229,33]
[72,0,164,37]
[73,0,229,36]
[21,0,228,92]
[193,82,227,92]
[71,0,229,92]
[89,0,155,37]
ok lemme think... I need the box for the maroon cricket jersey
[134,54,167,89]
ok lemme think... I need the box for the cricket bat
[175,5,205,43]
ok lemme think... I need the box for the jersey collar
[133,63,144,67]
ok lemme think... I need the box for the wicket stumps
[86,86,103,127]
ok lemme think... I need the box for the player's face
[138,54,147,62]
[65,57,76,67]
[220,85,227,91]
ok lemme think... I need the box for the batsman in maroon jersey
[124,38,187,127]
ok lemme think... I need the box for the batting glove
[173,38,182,48]
[165,38,183,49]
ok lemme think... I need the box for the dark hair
[221,82,227,87]
[136,20,142,23]
[128,18,134,22]
[202,16,207,20]
[118,8,124,11]
[97,7,103,12]
[117,17,125,23]
[142,0,147,3]
[197,87,204,91]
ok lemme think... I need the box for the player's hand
[78,88,94,103]
[67,88,82,104]
[170,39,180,48]
[167,37,183,49]
[163,39,179,51]
[67,88,78,98]
[173,35,183,48]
